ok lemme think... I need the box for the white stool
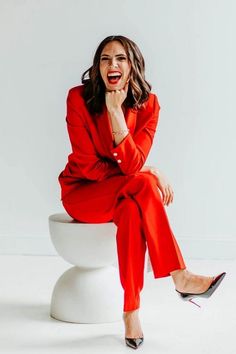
[48,213,123,324]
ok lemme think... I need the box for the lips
[107,70,122,76]
[107,71,122,85]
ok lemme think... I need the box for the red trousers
[62,172,186,312]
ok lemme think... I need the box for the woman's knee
[130,171,158,190]
[127,171,163,204]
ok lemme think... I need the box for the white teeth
[107,73,122,77]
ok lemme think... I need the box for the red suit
[58,85,186,311]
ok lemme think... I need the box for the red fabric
[58,84,160,201]
[58,84,186,311]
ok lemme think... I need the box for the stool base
[50,265,123,323]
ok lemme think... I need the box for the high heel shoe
[125,335,144,349]
[175,272,226,308]
[123,313,144,349]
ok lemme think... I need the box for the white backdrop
[0,0,235,258]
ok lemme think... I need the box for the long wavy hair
[81,35,152,115]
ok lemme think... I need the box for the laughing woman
[58,35,226,349]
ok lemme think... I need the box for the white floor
[0,255,235,354]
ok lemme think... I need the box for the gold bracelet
[112,129,129,135]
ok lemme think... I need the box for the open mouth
[107,72,122,85]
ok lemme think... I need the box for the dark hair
[81,35,152,115]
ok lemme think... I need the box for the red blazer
[58,84,161,201]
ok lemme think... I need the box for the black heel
[175,272,226,308]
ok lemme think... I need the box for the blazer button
[113,152,118,156]
[117,159,122,163]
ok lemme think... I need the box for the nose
[108,58,118,68]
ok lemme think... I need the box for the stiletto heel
[175,272,226,307]
[188,298,201,308]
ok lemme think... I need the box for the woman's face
[99,40,131,92]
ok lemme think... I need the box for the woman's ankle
[123,308,139,317]
[170,268,188,286]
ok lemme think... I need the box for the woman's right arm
[62,88,122,182]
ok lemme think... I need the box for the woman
[58,35,226,349]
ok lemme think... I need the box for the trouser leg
[113,197,147,312]
[116,173,187,279]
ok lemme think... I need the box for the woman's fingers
[170,186,174,203]
[166,186,172,205]
[163,188,167,205]
[161,185,174,206]
[159,186,167,205]
[153,167,174,206]
[105,87,127,110]
[166,186,170,205]
[166,185,174,205]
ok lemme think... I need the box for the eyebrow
[100,53,127,57]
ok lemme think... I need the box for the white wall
[0,0,235,258]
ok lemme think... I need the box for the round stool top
[48,213,118,267]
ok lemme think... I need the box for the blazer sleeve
[110,94,161,175]
[64,89,121,182]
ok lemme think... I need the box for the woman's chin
[106,83,124,91]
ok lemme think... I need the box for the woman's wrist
[108,106,123,116]
[112,129,129,135]
[150,167,160,177]
[108,107,128,136]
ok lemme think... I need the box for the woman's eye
[100,57,126,61]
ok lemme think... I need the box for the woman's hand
[140,165,174,206]
[105,81,129,113]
